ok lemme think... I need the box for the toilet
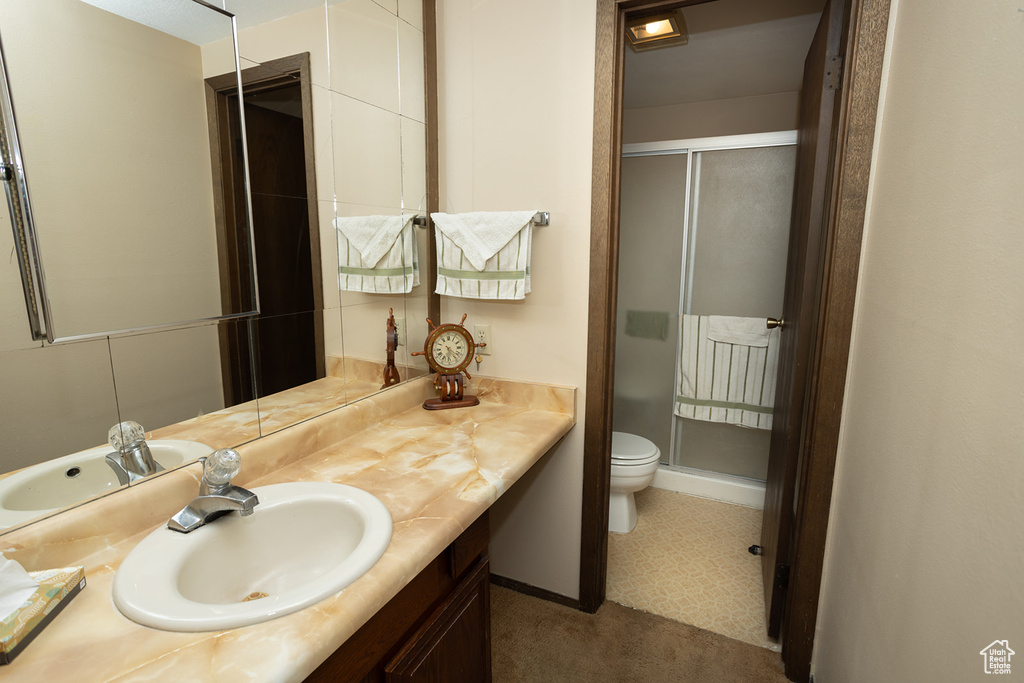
[609,431,661,533]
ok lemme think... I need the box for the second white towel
[432,211,535,300]
[707,315,771,347]
[674,314,781,430]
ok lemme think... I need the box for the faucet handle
[109,421,146,451]
[204,449,242,487]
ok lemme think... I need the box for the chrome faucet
[168,448,258,533]
[105,421,164,485]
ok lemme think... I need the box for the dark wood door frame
[583,1,891,680]
[423,0,441,325]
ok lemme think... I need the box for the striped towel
[674,314,780,430]
[432,211,534,300]
[335,215,419,294]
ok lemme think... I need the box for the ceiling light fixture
[625,10,689,53]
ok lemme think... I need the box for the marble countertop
[0,375,575,682]
[0,356,426,530]
[152,355,426,451]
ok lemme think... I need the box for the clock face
[425,324,474,374]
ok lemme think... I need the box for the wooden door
[760,0,847,638]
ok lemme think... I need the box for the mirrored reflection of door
[244,83,321,397]
[207,57,324,406]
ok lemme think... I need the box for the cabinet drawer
[448,511,489,580]
[385,556,491,683]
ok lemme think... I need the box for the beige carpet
[608,487,777,650]
[491,585,789,683]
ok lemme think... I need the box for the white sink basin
[0,440,210,528]
[112,482,393,632]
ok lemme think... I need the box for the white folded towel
[675,314,781,430]
[707,315,771,347]
[431,211,535,300]
[335,215,409,266]
[430,211,536,269]
[335,215,419,294]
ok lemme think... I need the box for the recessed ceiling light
[626,10,689,53]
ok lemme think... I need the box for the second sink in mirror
[0,440,211,529]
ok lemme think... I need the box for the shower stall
[613,131,796,490]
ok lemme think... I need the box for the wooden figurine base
[422,395,480,410]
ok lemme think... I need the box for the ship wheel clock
[412,314,485,410]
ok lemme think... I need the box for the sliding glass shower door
[613,134,796,481]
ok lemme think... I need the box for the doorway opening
[206,53,324,407]
[584,0,891,680]
[611,129,799,650]
[609,0,817,650]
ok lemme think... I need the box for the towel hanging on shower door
[674,314,781,430]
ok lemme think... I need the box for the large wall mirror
[0,0,435,532]
[1,0,257,341]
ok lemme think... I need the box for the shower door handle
[766,317,786,330]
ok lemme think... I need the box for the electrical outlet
[393,317,406,347]
[473,324,491,355]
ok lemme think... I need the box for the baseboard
[489,573,581,610]
[652,466,766,509]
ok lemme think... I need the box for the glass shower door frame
[622,130,797,475]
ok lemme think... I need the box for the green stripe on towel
[674,396,774,414]
[339,265,414,277]
[438,266,526,280]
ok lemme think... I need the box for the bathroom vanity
[310,512,491,681]
[0,375,575,682]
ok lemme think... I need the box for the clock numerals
[427,326,473,372]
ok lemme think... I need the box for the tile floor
[606,486,780,651]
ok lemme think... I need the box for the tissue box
[0,567,85,664]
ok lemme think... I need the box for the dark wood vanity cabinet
[385,556,491,682]
[307,512,491,683]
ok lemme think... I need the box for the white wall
[814,0,1024,680]
[623,91,799,144]
[436,0,596,599]
[0,0,222,336]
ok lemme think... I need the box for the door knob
[766,318,786,330]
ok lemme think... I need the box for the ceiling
[81,0,325,45]
[83,0,824,110]
[624,0,825,110]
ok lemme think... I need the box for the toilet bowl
[609,431,660,533]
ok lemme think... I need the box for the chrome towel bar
[413,211,549,228]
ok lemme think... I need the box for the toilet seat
[608,432,660,534]
[612,453,660,467]
[611,431,660,462]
